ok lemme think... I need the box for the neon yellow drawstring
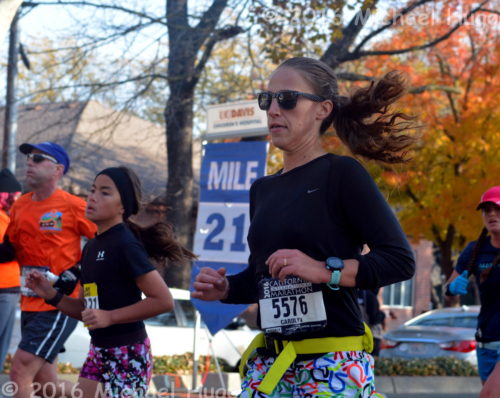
[239,323,374,395]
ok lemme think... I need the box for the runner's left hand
[81,308,111,330]
[266,249,329,283]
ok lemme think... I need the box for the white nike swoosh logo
[307,188,319,194]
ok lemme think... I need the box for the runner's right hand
[448,271,469,295]
[191,267,229,301]
[25,270,57,299]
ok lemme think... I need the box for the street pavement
[0,373,481,398]
[385,395,477,398]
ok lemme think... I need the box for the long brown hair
[117,166,196,263]
[466,227,500,283]
[278,57,416,163]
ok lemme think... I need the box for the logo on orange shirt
[39,210,63,231]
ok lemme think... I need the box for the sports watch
[325,257,344,291]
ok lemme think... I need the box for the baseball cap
[0,168,22,193]
[19,141,70,174]
[477,186,500,210]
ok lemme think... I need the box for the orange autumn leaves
[322,0,499,274]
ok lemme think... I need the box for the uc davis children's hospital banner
[191,142,268,335]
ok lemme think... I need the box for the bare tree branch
[352,0,435,54]
[336,72,460,94]
[193,25,244,78]
[194,0,228,48]
[409,85,461,94]
[22,0,166,24]
[345,1,489,62]
[321,0,379,68]
[480,7,500,15]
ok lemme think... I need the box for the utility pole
[3,9,20,172]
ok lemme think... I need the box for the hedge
[374,357,478,377]
[3,354,478,377]
[2,353,231,375]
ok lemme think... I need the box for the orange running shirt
[7,189,97,311]
[0,210,20,289]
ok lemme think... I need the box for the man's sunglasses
[257,90,326,111]
[27,153,58,164]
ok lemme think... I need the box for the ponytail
[332,72,416,163]
[126,219,196,263]
[465,227,499,283]
[278,57,416,164]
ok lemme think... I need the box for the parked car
[379,305,479,365]
[10,288,259,370]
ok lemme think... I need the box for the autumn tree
[354,1,499,278]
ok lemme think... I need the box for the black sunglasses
[27,153,58,164]
[257,90,326,111]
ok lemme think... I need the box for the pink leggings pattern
[240,350,385,398]
[80,337,152,397]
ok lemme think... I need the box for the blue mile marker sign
[191,141,268,335]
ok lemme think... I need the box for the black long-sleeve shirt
[224,154,414,339]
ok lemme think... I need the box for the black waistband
[0,287,20,294]
[91,327,148,348]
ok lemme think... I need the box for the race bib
[258,276,327,336]
[21,265,49,297]
[83,282,99,309]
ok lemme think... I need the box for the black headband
[96,167,138,220]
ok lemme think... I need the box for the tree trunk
[164,0,238,288]
[436,224,461,307]
[164,82,195,288]
[436,224,456,279]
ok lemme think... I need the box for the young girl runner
[27,166,195,397]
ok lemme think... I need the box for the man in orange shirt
[0,168,22,372]
[0,142,96,398]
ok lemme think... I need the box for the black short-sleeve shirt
[455,238,500,342]
[81,223,155,347]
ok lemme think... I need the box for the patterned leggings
[80,337,152,397]
[239,350,385,398]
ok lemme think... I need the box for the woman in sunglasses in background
[445,186,500,398]
[193,57,417,397]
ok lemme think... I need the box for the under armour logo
[307,188,319,194]
[96,251,105,261]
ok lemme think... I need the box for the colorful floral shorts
[239,350,385,398]
[80,337,152,397]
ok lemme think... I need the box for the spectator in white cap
[0,141,96,398]
[445,186,500,398]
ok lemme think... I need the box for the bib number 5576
[272,295,308,318]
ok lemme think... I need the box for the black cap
[0,168,22,193]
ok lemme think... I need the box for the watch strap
[327,270,341,291]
